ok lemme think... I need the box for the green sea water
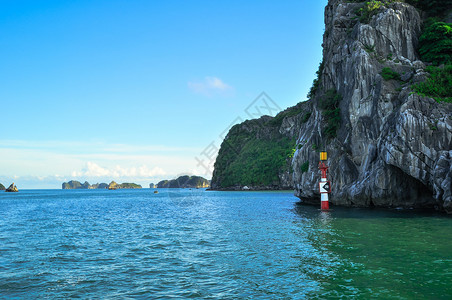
[0,189,450,298]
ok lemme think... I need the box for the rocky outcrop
[157,175,210,188]
[5,183,18,192]
[0,183,5,190]
[149,183,156,189]
[292,1,452,212]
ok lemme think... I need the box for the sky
[0,0,327,189]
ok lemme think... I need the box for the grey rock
[292,0,452,213]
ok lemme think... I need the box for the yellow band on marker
[320,152,327,161]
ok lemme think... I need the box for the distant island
[5,183,19,192]
[155,175,210,189]
[62,180,142,189]
[0,183,19,192]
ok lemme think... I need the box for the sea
[0,189,451,299]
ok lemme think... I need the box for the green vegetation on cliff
[319,89,342,139]
[405,0,452,17]
[419,19,452,65]
[0,183,5,190]
[213,118,295,188]
[381,67,401,81]
[307,61,324,99]
[413,19,452,103]
[413,65,452,103]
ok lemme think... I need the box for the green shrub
[381,67,401,80]
[307,61,324,99]
[412,65,452,103]
[405,0,452,17]
[364,44,375,53]
[301,161,309,173]
[418,19,452,65]
[357,1,384,23]
[318,89,342,139]
[302,112,312,123]
[323,108,341,139]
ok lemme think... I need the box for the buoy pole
[319,152,330,210]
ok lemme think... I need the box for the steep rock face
[293,1,452,212]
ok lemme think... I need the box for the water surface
[0,189,450,298]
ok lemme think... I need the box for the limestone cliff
[0,183,5,190]
[292,0,452,212]
[211,0,451,212]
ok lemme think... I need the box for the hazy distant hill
[157,175,210,188]
[62,180,141,189]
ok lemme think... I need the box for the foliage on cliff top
[212,124,295,188]
[405,0,452,17]
[381,67,401,80]
[418,19,452,65]
[356,1,385,23]
[349,0,452,20]
[412,65,452,103]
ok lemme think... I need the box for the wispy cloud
[188,76,233,97]
[71,162,166,178]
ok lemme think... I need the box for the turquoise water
[0,189,451,299]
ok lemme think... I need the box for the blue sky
[0,0,327,188]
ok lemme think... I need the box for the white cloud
[72,162,166,178]
[188,76,233,97]
[0,140,207,188]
